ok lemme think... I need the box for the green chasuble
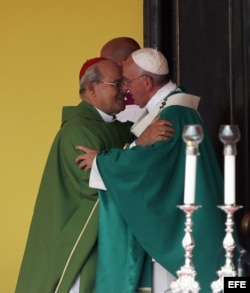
[15,101,132,293]
[95,104,231,293]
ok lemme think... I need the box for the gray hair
[141,69,170,86]
[151,72,170,86]
[79,64,102,95]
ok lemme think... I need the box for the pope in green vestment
[15,101,132,293]
[94,103,229,293]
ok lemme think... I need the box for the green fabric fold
[95,105,227,292]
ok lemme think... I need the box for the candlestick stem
[211,205,242,293]
[170,205,201,293]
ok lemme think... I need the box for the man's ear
[87,81,95,92]
[144,75,154,90]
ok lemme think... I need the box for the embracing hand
[75,146,99,170]
[135,116,174,146]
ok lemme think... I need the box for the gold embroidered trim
[54,199,99,292]
[136,287,152,292]
[123,142,130,149]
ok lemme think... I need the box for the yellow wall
[0,1,143,291]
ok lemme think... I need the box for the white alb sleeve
[89,156,107,190]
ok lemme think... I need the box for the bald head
[100,37,140,66]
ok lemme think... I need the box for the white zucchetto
[131,48,169,75]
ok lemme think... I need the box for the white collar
[96,108,116,123]
[146,80,178,112]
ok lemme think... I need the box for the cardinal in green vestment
[15,57,135,293]
[15,100,132,293]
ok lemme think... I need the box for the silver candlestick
[170,205,201,293]
[170,124,203,292]
[211,205,242,293]
[211,124,242,292]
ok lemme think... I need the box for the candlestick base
[170,205,201,293]
[211,204,242,293]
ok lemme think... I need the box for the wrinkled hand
[135,116,174,146]
[75,146,99,170]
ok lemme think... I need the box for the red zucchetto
[79,57,106,82]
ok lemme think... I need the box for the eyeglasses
[122,75,146,86]
[95,80,123,91]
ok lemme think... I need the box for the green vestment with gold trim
[95,104,230,293]
[15,101,132,293]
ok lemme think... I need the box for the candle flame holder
[170,205,201,293]
[182,124,204,155]
[211,204,242,293]
[218,125,240,156]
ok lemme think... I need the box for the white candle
[184,154,197,204]
[224,155,235,205]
